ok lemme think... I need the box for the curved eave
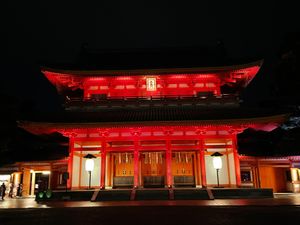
[41,60,263,76]
[18,113,288,135]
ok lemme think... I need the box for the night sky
[2,2,300,111]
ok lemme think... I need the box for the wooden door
[259,166,287,192]
[172,152,195,186]
[141,152,165,187]
[22,169,31,196]
[113,153,134,187]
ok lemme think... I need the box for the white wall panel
[228,152,236,185]
[72,155,80,187]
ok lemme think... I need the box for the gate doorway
[112,152,134,188]
[141,152,165,188]
[172,151,196,187]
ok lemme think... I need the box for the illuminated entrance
[172,151,196,187]
[141,152,165,187]
[111,152,134,188]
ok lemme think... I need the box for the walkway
[1,193,300,209]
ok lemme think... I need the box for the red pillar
[232,135,241,187]
[100,140,106,189]
[83,83,89,100]
[67,136,74,189]
[134,140,139,188]
[166,139,173,188]
[215,80,221,97]
[199,138,207,187]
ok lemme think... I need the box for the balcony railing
[64,94,239,110]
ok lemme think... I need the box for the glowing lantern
[211,152,223,188]
[84,154,96,189]
[85,158,95,172]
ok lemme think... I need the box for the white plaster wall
[205,155,229,185]
[228,152,236,185]
[93,157,101,186]
[72,155,80,187]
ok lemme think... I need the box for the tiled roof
[21,107,288,124]
[18,107,289,136]
[41,46,261,72]
[0,128,68,164]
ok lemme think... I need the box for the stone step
[135,189,169,200]
[211,188,274,199]
[173,188,211,200]
[95,189,132,201]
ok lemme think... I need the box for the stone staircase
[36,188,274,202]
[91,188,273,201]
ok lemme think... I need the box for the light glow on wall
[42,171,51,175]
[0,175,10,181]
[291,168,299,181]
[82,145,102,148]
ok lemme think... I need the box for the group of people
[1,183,23,200]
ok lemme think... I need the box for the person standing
[1,183,6,200]
[9,183,14,198]
[17,183,23,197]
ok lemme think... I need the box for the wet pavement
[1,193,300,208]
[1,194,300,225]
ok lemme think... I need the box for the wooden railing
[64,94,239,109]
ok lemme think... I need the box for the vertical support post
[79,151,82,188]
[67,136,74,190]
[215,80,221,97]
[89,171,92,189]
[232,134,241,187]
[216,169,220,187]
[134,139,139,188]
[101,140,106,189]
[83,83,89,100]
[199,137,207,187]
[166,139,172,188]
[106,154,111,187]
[48,163,52,189]
[256,159,261,188]
[30,172,36,196]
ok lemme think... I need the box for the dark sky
[2,2,300,111]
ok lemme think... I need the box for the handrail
[66,94,238,103]
[64,94,239,109]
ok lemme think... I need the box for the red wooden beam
[100,140,106,189]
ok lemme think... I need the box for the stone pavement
[1,194,300,225]
[1,193,300,209]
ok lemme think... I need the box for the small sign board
[146,77,157,91]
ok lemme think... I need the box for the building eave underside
[18,114,289,135]
[240,155,300,162]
